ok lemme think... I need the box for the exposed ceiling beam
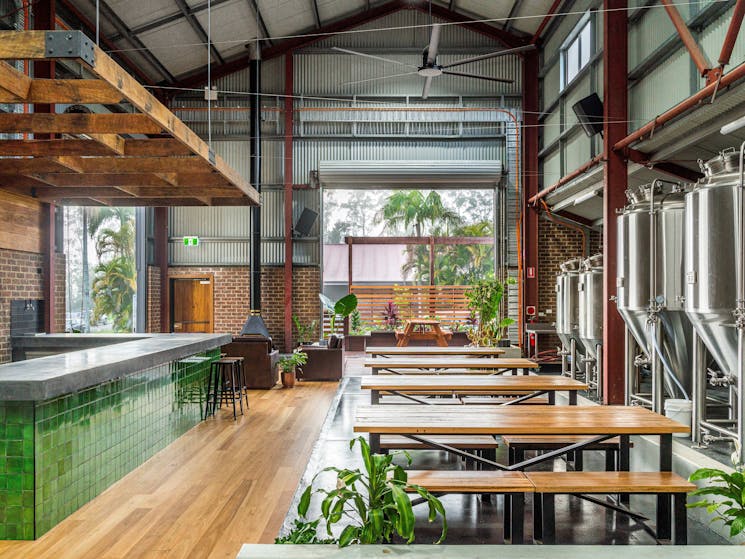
[504,0,520,32]
[92,0,177,83]
[173,0,225,66]
[626,148,704,182]
[531,0,563,44]
[448,0,456,11]
[0,79,124,104]
[174,0,527,88]
[0,113,164,135]
[246,0,274,47]
[311,0,322,28]
[110,0,234,40]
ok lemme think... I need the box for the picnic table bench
[360,374,587,405]
[395,319,451,347]
[366,346,505,357]
[364,357,539,376]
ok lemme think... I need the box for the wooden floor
[0,382,339,559]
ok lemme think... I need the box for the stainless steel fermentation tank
[556,258,585,379]
[617,182,694,415]
[685,146,745,461]
[578,254,603,398]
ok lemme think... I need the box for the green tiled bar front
[0,349,218,540]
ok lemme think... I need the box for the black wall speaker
[572,93,604,137]
[294,207,318,237]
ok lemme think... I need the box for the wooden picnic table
[360,374,587,405]
[364,356,539,375]
[366,346,505,357]
[355,404,687,469]
[396,319,451,347]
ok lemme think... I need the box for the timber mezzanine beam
[0,30,259,207]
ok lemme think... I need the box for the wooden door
[171,276,214,333]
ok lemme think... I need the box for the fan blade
[340,71,419,87]
[426,24,442,64]
[422,76,433,99]
[441,70,514,84]
[331,46,418,69]
[441,44,536,69]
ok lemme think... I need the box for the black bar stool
[205,357,244,420]
[232,356,249,410]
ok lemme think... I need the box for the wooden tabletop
[361,375,587,392]
[366,346,506,356]
[404,319,442,325]
[353,405,691,435]
[364,357,539,369]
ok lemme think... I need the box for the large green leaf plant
[277,436,447,547]
[464,278,516,346]
[319,293,358,336]
[688,448,745,538]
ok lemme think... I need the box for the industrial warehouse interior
[1,0,745,557]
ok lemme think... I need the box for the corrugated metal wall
[170,10,521,269]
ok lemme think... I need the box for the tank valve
[708,370,736,387]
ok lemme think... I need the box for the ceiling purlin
[173,0,225,65]
[173,0,529,89]
[93,0,176,83]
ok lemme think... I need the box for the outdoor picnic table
[364,356,539,375]
[396,319,451,347]
[360,374,587,405]
[366,346,506,357]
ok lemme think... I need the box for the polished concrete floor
[282,354,728,545]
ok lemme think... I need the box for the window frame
[559,12,593,91]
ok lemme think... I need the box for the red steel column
[284,52,294,351]
[154,207,169,332]
[603,0,628,404]
[521,49,540,347]
[36,0,56,332]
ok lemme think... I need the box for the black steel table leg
[533,492,543,541]
[619,434,630,505]
[503,494,512,540]
[369,433,381,454]
[541,493,555,543]
[569,391,577,405]
[673,493,687,545]
[657,434,673,540]
[371,389,380,405]
[548,391,556,405]
[510,493,524,544]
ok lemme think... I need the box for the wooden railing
[349,284,472,331]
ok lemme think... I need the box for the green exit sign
[183,236,200,247]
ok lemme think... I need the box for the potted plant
[345,309,370,351]
[464,278,516,347]
[277,349,308,389]
[276,436,447,546]
[293,315,318,346]
[687,451,745,538]
[368,301,400,346]
[319,293,358,339]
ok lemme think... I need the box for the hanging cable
[95,0,100,46]
[207,0,212,147]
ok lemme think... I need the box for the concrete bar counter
[0,333,231,540]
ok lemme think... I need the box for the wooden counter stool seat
[205,357,244,420]
[503,435,632,471]
[526,471,694,544]
[405,470,533,544]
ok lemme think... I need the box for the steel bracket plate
[45,31,96,66]
[208,148,216,165]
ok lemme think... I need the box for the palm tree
[87,207,136,332]
[378,191,461,237]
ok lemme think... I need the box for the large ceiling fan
[334,22,534,99]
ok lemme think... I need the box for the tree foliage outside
[89,208,136,332]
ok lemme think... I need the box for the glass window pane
[567,38,580,83]
[579,22,591,67]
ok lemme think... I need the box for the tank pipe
[614,62,745,152]
[736,140,745,464]
[529,154,605,206]
[648,320,690,400]
[539,200,588,257]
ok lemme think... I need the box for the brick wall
[146,266,161,333]
[261,266,321,350]
[169,266,252,334]
[0,249,65,364]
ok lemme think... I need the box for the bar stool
[205,358,244,420]
[232,356,249,410]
